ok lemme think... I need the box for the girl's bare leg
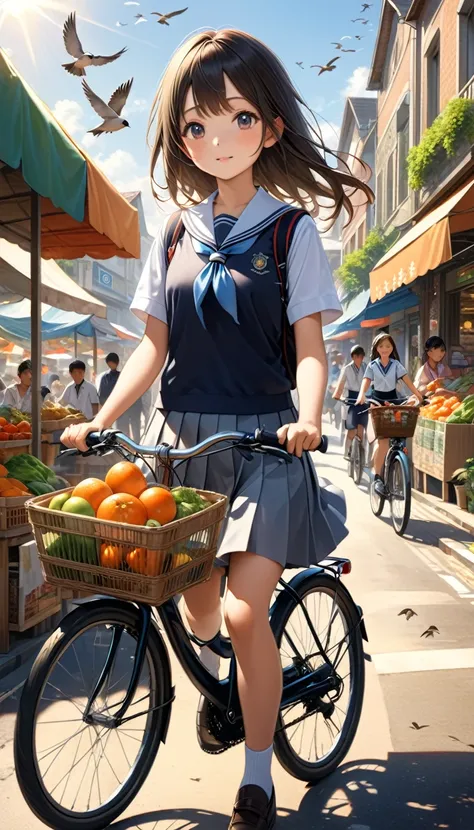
[182,565,225,641]
[373,437,389,477]
[225,552,283,799]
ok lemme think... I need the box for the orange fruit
[139,486,177,525]
[105,461,147,498]
[3,423,18,434]
[1,487,24,497]
[72,478,113,511]
[97,492,147,525]
[0,464,7,477]
[100,543,124,569]
[5,478,29,493]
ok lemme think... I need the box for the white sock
[240,744,274,799]
[200,645,220,679]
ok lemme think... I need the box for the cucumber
[28,481,56,496]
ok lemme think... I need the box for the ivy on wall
[407,97,474,191]
[335,226,399,304]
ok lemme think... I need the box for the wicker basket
[370,406,420,439]
[27,488,228,605]
[0,493,30,535]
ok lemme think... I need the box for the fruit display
[446,394,474,424]
[0,407,32,441]
[443,369,474,395]
[41,401,83,421]
[420,394,463,422]
[0,462,31,497]
[43,462,212,575]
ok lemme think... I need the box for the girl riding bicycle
[356,333,423,497]
[62,28,372,829]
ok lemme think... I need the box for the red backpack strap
[165,210,185,266]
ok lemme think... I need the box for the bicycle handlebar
[62,428,329,463]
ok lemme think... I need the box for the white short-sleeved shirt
[130,188,342,414]
[131,189,342,329]
[338,362,367,395]
[3,383,32,413]
[364,358,407,392]
[61,380,99,420]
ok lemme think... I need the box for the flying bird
[296,61,304,68]
[134,13,147,23]
[398,608,418,621]
[340,36,352,40]
[151,8,188,25]
[351,18,365,22]
[361,3,372,10]
[82,78,133,137]
[421,625,440,638]
[410,722,429,730]
[310,57,340,75]
[116,21,128,27]
[332,43,344,50]
[341,48,356,53]
[62,13,127,77]
[361,19,370,24]
[355,35,365,40]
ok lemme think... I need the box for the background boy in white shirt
[61,360,99,421]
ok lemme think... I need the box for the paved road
[1,420,474,829]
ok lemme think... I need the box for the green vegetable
[51,475,71,490]
[27,480,56,496]
[447,395,474,424]
[172,486,209,513]
[10,408,31,425]
[5,454,56,485]
[175,502,198,519]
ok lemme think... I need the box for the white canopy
[0,238,106,318]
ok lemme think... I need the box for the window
[459,0,474,92]
[385,152,395,221]
[427,37,440,126]
[397,118,409,204]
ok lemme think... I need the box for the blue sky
[0,0,380,233]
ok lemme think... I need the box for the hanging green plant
[335,226,398,304]
[407,97,474,191]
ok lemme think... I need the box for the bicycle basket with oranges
[27,461,228,605]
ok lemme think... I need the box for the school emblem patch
[251,252,269,273]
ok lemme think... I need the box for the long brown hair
[148,29,373,224]
[370,333,401,362]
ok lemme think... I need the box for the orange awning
[360,316,390,328]
[370,178,474,301]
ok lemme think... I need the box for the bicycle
[14,428,368,830]
[341,399,368,487]
[366,396,423,536]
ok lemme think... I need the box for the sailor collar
[181,187,295,249]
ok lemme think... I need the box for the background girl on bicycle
[62,28,372,829]
[356,333,422,497]
[415,336,453,394]
[333,345,368,455]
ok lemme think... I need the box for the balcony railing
[459,74,474,100]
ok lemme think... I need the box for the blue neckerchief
[375,358,393,376]
[191,234,260,328]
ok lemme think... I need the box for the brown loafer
[229,785,276,829]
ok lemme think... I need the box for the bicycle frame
[82,562,364,731]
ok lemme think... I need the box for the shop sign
[456,265,474,287]
[93,263,114,291]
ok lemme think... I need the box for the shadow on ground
[112,752,474,829]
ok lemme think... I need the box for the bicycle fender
[357,605,369,642]
[269,567,325,630]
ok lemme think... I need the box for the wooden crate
[0,439,31,464]
[0,494,30,537]
[413,419,474,501]
[41,415,87,433]
[8,538,61,632]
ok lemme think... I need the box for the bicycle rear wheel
[388,451,411,536]
[272,571,365,782]
[369,477,385,516]
[14,600,172,830]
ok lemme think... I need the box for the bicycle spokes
[279,589,352,761]
[34,623,156,814]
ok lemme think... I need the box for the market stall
[0,47,140,652]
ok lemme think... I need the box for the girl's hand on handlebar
[277,421,321,458]
[356,394,366,406]
[61,420,106,453]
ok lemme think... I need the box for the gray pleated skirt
[140,407,348,570]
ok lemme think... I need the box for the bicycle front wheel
[272,571,365,783]
[352,438,364,486]
[14,600,172,830]
[388,451,411,536]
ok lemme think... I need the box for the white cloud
[52,99,85,135]
[3,47,13,58]
[342,66,376,98]
[80,132,96,149]
[318,121,341,152]
[123,98,148,116]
